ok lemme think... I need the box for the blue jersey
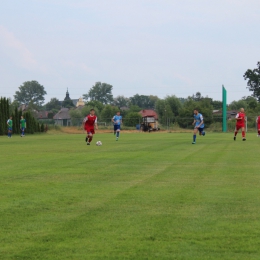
[194,113,204,128]
[113,115,122,126]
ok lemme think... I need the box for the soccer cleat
[234,136,236,141]
[202,132,205,136]
[192,142,196,144]
[116,138,118,141]
[242,138,246,141]
[87,142,90,145]
[85,137,88,142]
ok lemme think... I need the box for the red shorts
[235,124,244,131]
[85,127,95,134]
[258,124,260,130]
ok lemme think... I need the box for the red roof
[139,109,158,119]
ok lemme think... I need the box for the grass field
[1,132,260,260]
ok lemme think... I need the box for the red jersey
[257,116,260,125]
[236,112,245,126]
[83,115,97,130]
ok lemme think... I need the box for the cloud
[0,25,37,69]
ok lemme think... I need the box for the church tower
[64,88,71,101]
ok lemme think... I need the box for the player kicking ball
[82,109,98,145]
[112,111,122,141]
[192,109,205,144]
[234,108,246,141]
[256,115,260,137]
[20,116,26,137]
[7,116,13,138]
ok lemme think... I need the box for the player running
[20,116,26,137]
[112,111,122,141]
[192,109,205,144]
[234,108,246,141]
[7,116,13,138]
[82,109,98,145]
[256,115,260,137]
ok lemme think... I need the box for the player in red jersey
[234,108,246,141]
[256,115,260,137]
[82,109,98,145]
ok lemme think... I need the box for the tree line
[0,97,45,136]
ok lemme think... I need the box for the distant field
[1,132,260,260]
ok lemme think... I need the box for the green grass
[1,132,260,260]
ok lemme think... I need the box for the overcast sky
[0,0,259,104]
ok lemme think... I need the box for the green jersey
[20,119,26,128]
[7,119,13,128]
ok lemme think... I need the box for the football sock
[8,132,10,137]
[193,135,196,142]
[242,131,245,138]
[234,131,238,136]
[258,130,260,135]
[116,132,119,137]
[89,136,93,143]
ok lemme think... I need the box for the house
[37,111,49,120]
[213,110,237,120]
[139,109,158,120]
[53,108,71,126]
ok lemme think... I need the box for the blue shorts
[8,127,12,131]
[114,125,121,131]
[197,127,204,133]
[21,127,25,131]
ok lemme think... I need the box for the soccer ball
[96,141,102,146]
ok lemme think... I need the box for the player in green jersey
[20,116,26,137]
[7,116,13,138]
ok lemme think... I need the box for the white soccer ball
[96,141,102,146]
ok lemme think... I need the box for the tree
[45,98,61,111]
[113,95,129,108]
[83,82,113,104]
[124,112,142,127]
[129,94,155,109]
[14,81,47,107]
[100,105,118,123]
[86,100,104,112]
[62,99,75,109]
[244,62,260,101]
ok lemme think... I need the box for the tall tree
[129,94,155,109]
[14,81,47,107]
[83,82,113,104]
[45,98,61,111]
[113,95,129,108]
[244,62,260,101]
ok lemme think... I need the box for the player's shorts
[114,125,121,131]
[258,124,260,130]
[85,127,95,134]
[235,124,245,131]
[8,127,12,131]
[194,126,204,133]
[21,127,25,131]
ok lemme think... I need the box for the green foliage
[113,95,129,108]
[244,61,260,101]
[86,100,104,112]
[62,99,75,109]
[128,105,141,113]
[124,112,142,126]
[0,97,10,135]
[83,82,113,104]
[129,94,157,109]
[177,97,213,128]
[100,105,118,122]
[14,81,47,107]
[41,123,45,132]
[45,98,61,111]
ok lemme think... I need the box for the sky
[0,0,260,104]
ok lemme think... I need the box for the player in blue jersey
[112,111,122,141]
[192,109,205,144]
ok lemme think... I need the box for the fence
[40,116,260,133]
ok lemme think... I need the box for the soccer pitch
[1,132,260,260]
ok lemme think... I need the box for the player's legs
[115,125,120,140]
[21,127,25,137]
[114,125,116,135]
[192,128,198,144]
[8,128,12,138]
[234,125,241,140]
[258,125,260,136]
[198,127,205,136]
[241,126,246,140]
